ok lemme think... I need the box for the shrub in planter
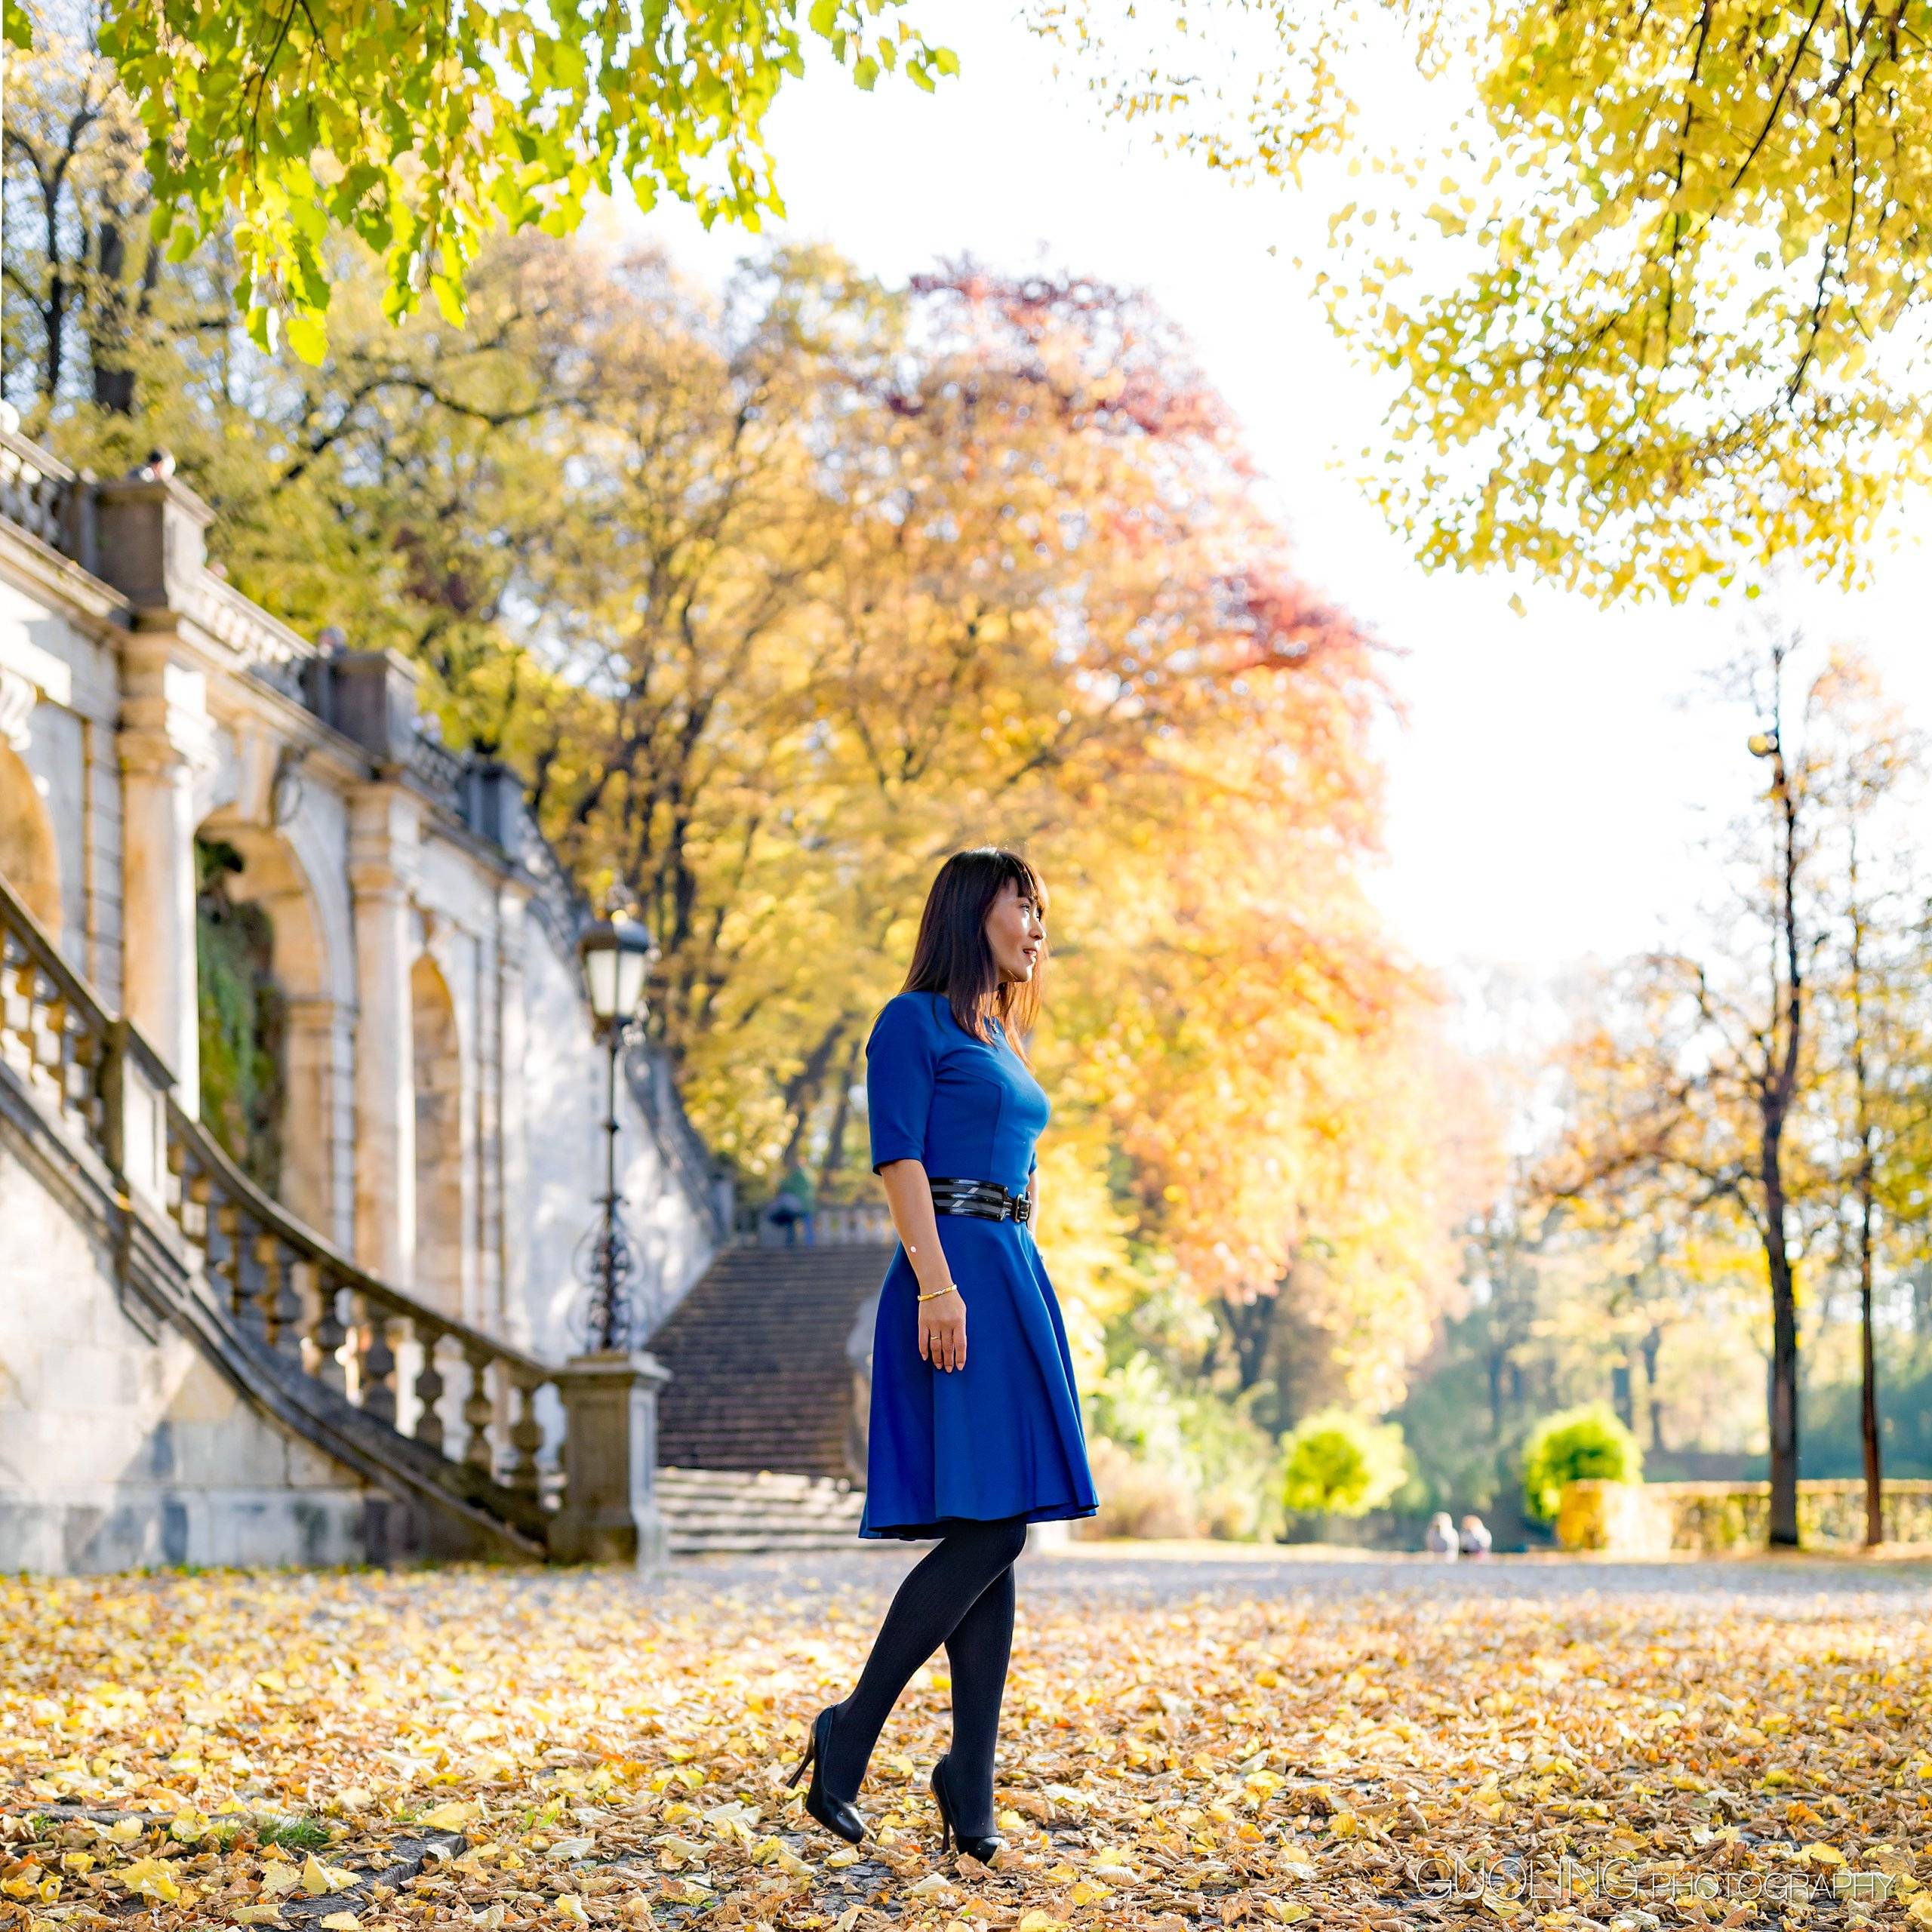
[1281,1410,1408,1518]
[1522,1403,1643,1522]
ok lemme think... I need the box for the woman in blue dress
[788,847,1098,1859]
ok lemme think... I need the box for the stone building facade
[0,428,724,1571]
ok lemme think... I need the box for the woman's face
[984,875,1045,984]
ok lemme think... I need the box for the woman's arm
[878,1158,968,1373]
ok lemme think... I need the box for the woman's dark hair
[900,847,1048,1057]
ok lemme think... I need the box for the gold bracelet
[918,1284,961,1303]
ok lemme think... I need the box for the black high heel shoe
[787,1706,866,1844]
[930,1754,1004,1863]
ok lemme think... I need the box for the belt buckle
[1013,1192,1031,1223]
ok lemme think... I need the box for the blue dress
[860,990,1100,1539]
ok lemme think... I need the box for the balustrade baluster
[260,1236,306,1357]
[506,1371,543,1499]
[311,1270,347,1390]
[358,1299,398,1424]
[461,1343,497,1474]
[183,1165,211,1243]
[74,1026,103,1137]
[413,1324,448,1452]
[211,1199,248,1323]
[35,988,64,1075]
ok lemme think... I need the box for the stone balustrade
[737,1198,897,1246]
[0,868,669,1565]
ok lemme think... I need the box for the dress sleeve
[866,995,936,1172]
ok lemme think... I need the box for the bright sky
[632,2,1932,980]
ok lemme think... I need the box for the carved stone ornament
[0,665,37,752]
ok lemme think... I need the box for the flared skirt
[860,1218,1099,1540]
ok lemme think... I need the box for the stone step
[650,1241,894,1480]
[656,1465,868,1555]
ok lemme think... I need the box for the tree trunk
[1860,1180,1883,1546]
[1640,1324,1666,1452]
[1764,1174,1801,1548]
[91,217,137,414]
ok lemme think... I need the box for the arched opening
[190,816,348,1238]
[195,835,286,1195]
[0,744,61,936]
[411,954,466,1318]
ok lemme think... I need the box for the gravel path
[648,1537,1932,1617]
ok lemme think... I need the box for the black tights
[820,1515,1028,1834]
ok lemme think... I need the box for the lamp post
[576,916,657,1352]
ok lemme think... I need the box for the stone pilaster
[348,783,423,1283]
[117,641,214,1112]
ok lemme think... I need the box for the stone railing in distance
[0,870,667,1567]
[0,428,76,554]
[188,575,319,703]
[1558,1478,1932,1554]
[735,1198,898,1247]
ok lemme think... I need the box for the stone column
[549,1351,670,1568]
[494,885,532,1346]
[117,642,213,1113]
[347,783,422,1284]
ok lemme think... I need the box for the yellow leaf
[300,1854,356,1895]
[119,1858,181,1904]
[320,1915,361,1930]
[233,1908,284,1926]
[1804,1844,1847,1868]
[418,1802,475,1830]
[260,1866,303,1898]
[1266,1906,1312,1927]
[1017,1914,1065,1932]
[557,1895,590,1924]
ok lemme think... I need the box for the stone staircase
[657,1466,869,1553]
[0,872,660,1564]
[649,1241,897,1479]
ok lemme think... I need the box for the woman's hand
[919,1289,967,1372]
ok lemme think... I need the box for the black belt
[929,1177,1032,1223]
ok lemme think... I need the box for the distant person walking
[769,1161,817,1245]
[787,848,1098,1861]
[1458,1514,1493,1559]
[1424,1512,1460,1558]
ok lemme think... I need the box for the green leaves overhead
[1034,0,1932,602]
[85,0,955,361]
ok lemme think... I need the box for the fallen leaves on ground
[2,1558,1930,1932]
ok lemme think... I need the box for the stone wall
[1556,1477,1932,1552]
[0,1121,371,1571]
